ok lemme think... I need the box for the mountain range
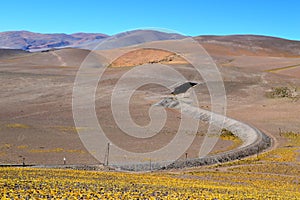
[0,31,108,51]
[0,30,300,57]
[0,30,184,51]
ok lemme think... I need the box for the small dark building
[171,82,198,95]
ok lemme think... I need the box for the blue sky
[1,0,300,40]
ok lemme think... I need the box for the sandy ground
[0,46,299,165]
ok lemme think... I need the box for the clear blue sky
[1,0,300,40]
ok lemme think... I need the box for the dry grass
[28,147,85,154]
[54,126,86,133]
[281,131,300,146]
[1,166,299,199]
[266,63,300,72]
[210,129,243,154]
[17,145,28,149]
[5,123,30,129]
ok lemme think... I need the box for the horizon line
[1,29,299,42]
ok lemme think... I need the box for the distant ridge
[0,30,300,57]
[74,29,186,50]
[0,31,109,51]
[0,30,185,51]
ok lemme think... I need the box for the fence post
[105,143,110,166]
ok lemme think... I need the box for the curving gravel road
[115,96,272,171]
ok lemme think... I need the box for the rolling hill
[0,31,109,51]
[195,35,300,57]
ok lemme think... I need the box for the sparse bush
[266,86,298,99]
[281,131,300,146]
[220,128,236,140]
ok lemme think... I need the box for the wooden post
[185,152,188,166]
[106,143,110,166]
[279,128,282,136]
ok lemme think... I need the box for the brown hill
[0,48,92,68]
[109,48,186,67]
[195,35,300,57]
[0,49,29,59]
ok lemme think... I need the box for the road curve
[116,97,272,171]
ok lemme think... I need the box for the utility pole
[279,128,282,136]
[185,152,188,166]
[105,143,110,166]
[257,146,260,159]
